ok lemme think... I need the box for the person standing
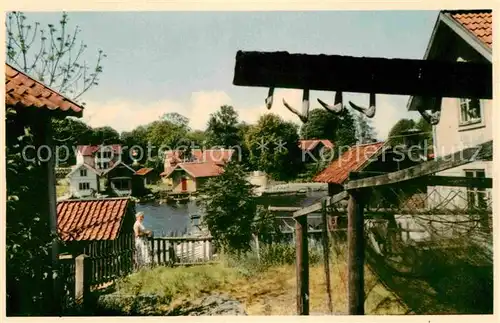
[133,212,153,269]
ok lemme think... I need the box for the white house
[66,163,100,198]
[407,10,492,210]
[76,145,123,172]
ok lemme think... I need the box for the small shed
[134,167,161,186]
[57,197,136,257]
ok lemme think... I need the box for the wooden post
[296,215,309,315]
[347,190,365,315]
[75,254,91,308]
[254,234,261,263]
[321,200,333,314]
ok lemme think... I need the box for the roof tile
[57,198,130,241]
[313,142,384,184]
[448,11,492,48]
[5,63,84,116]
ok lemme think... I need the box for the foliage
[205,105,242,148]
[387,118,416,146]
[161,112,190,129]
[6,109,55,315]
[354,111,377,144]
[387,117,433,148]
[91,126,121,145]
[51,117,94,165]
[197,161,257,253]
[6,11,106,101]
[300,108,357,147]
[245,114,303,181]
[186,129,207,147]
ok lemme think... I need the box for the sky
[20,11,439,139]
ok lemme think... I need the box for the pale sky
[21,11,439,139]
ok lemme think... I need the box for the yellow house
[161,162,224,194]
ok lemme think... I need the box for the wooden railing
[149,236,216,266]
[84,233,135,287]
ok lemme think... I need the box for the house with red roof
[67,144,138,197]
[161,161,224,194]
[407,10,492,209]
[57,197,135,260]
[162,148,234,189]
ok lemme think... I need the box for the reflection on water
[135,191,327,237]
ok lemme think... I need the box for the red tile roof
[448,11,492,48]
[165,149,234,163]
[57,198,130,241]
[77,145,122,156]
[5,63,83,116]
[299,139,334,151]
[163,162,224,178]
[313,142,385,184]
[135,167,154,176]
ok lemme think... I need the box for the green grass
[56,180,69,197]
[108,243,405,315]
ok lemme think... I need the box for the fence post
[347,190,365,315]
[321,199,333,314]
[296,215,309,315]
[75,254,91,309]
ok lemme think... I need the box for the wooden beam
[268,206,302,212]
[347,191,365,315]
[424,175,492,189]
[233,51,492,98]
[296,216,309,315]
[293,191,348,218]
[345,140,492,190]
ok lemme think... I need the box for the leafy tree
[197,162,257,253]
[205,105,242,148]
[91,126,121,145]
[186,130,207,147]
[121,125,150,164]
[245,114,303,181]
[161,112,190,129]
[6,11,106,101]
[51,117,94,165]
[415,116,433,147]
[387,118,417,146]
[334,107,358,148]
[354,111,377,144]
[300,108,338,141]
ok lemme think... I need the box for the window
[80,169,87,177]
[79,182,90,190]
[97,162,109,169]
[465,169,487,209]
[459,98,482,125]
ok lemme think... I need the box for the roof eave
[407,11,492,112]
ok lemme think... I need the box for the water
[135,190,328,237]
[136,201,196,237]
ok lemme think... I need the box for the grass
[110,244,406,315]
[56,180,69,198]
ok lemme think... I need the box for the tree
[245,114,303,181]
[300,109,338,141]
[91,126,121,145]
[6,11,106,101]
[205,105,242,148]
[387,119,417,146]
[121,125,150,164]
[300,107,357,148]
[186,130,207,147]
[161,112,190,129]
[197,162,257,253]
[354,111,377,144]
[51,117,94,165]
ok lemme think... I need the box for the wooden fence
[291,140,493,315]
[149,236,216,266]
